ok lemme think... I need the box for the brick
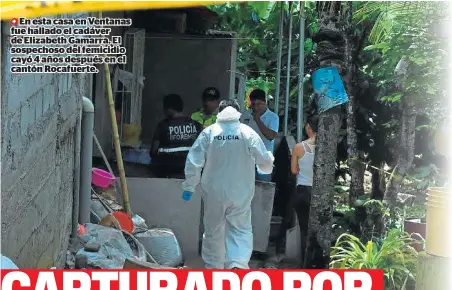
[2,201,41,258]
[9,109,21,148]
[13,175,59,254]
[42,82,56,114]
[20,100,31,136]
[2,169,55,233]
[60,95,78,122]
[68,74,72,90]
[58,74,67,97]
[6,74,42,111]
[14,176,73,268]
[16,114,58,181]
[56,137,75,182]
[14,201,58,267]
[35,89,44,121]
[2,144,56,219]
[1,112,11,151]
[29,93,37,123]
[0,153,14,188]
[32,168,61,219]
[59,108,79,135]
[1,98,8,129]
[49,187,73,266]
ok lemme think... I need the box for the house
[1,7,287,268]
[0,7,239,267]
[92,8,238,159]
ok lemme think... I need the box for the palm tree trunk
[304,107,342,268]
[304,2,346,268]
[370,162,385,200]
[385,97,416,213]
[343,2,365,205]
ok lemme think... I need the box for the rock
[75,254,88,269]
[84,242,101,252]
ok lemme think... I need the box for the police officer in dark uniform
[151,94,202,178]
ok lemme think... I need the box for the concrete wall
[1,16,91,267]
[123,177,275,260]
[141,35,235,144]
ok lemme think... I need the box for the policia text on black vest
[152,117,202,178]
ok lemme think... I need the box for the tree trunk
[304,107,342,268]
[343,2,365,206]
[359,200,386,243]
[370,162,385,200]
[304,1,345,269]
[346,99,366,204]
[385,97,416,213]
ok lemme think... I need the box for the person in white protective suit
[181,99,275,269]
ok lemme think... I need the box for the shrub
[330,229,419,289]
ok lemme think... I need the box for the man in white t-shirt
[240,89,279,182]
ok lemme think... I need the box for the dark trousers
[278,185,312,264]
[150,163,185,179]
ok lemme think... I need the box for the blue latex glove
[182,191,193,201]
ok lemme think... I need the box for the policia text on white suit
[182,106,274,269]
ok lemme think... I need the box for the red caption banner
[1,269,384,290]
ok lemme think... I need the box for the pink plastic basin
[92,168,116,188]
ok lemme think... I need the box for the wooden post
[415,254,452,290]
[99,11,132,216]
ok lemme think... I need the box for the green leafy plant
[246,77,275,97]
[333,206,358,237]
[335,204,353,213]
[331,229,419,289]
[403,204,426,220]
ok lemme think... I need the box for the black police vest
[154,117,201,174]
[158,117,200,153]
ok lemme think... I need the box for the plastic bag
[135,228,183,267]
[77,223,146,269]
[132,214,148,234]
[1,255,19,269]
[312,66,348,113]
